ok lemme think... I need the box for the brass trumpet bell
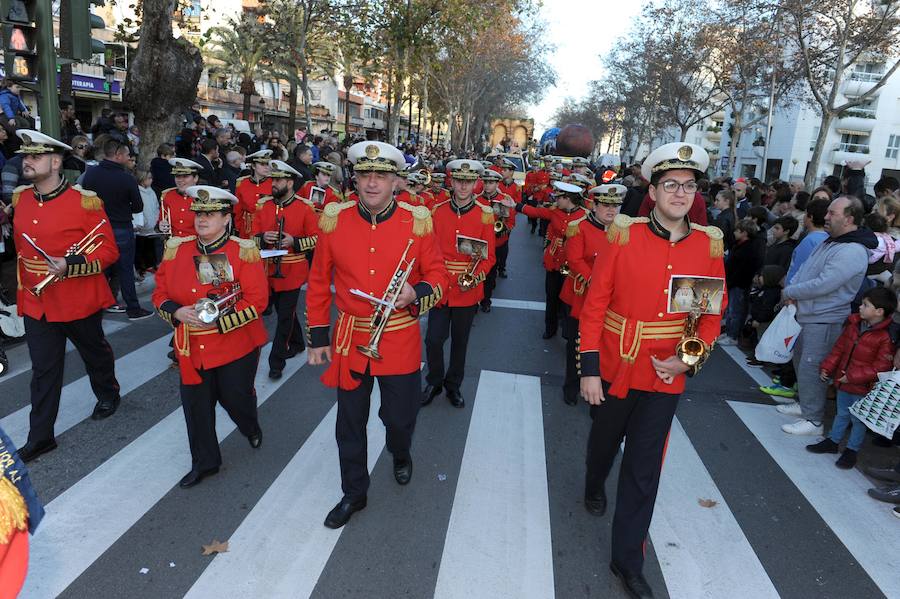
[676,336,707,366]
[194,284,242,324]
[493,220,506,234]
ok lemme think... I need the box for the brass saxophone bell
[493,219,505,234]
[676,337,707,366]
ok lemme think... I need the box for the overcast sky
[528,0,646,137]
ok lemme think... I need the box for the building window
[888,134,900,159]
[338,99,346,115]
[104,43,127,69]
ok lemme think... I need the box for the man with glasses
[578,143,726,599]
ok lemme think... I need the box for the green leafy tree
[202,14,271,118]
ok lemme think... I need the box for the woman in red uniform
[152,185,269,488]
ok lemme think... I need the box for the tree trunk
[343,74,353,143]
[124,0,203,173]
[389,49,409,144]
[287,77,298,136]
[728,110,743,178]
[385,65,392,140]
[805,110,834,190]
[679,124,689,142]
[242,88,252,120]
[299,56,313,133]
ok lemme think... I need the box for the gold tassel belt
[347,310,418,334]
[267,254,307,264]
[174,325,219,357]
[603,309,686,363]
[444,259,470,275]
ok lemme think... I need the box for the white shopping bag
[754,304,801,364]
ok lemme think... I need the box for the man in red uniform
[496,159,521,278]
[153,185,268,487]
[306,141,447,529]
[558,184,624,406]
[233,149,273,238]
[478,169,515,313]
[523,162,548,235]
[422,159,495,408]
[406,172,430,205]
[514,180,588,339]
[159,157,202,238]
[579,143,726,598]
[298,161,344,211]
[12,130,121,462]
[253,160,319,379]
[428,172,449,208]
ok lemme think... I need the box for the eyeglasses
[75,144,88,149]
[659,180,699,194]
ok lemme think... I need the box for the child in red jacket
[807,286,897,468]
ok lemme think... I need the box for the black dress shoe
[18,439,57,463]
[447,389,465,408]
[248,427,263,449]
[421,384,442,406]
[480,302,491,313]
[542,330,556,340]
[498,269,508,279]
[268,369,283,380]
[324,497,367,529]
[178,467,220,488]
[91,397,120,420]
[393,458,413,485]
[610,562,654,598]
[584,488,607,516]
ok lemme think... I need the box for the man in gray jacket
[780,196,877,435]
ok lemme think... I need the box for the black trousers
[336,368,421,500]
[585,382,680,574]
[525,197,538,233]
[563,311,579,402]
[482,243,509,305]
[25,311,120,443]
[268,287,304,371]
[539,217,549,238]
[180,348,260,471]
[544,270,564,334]
[425,304,478,391]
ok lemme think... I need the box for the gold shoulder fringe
[231,236,261,263]
[0,477,28,544]
[318,200,357,233]
[161,187,177,196]
[606,214,649,245]
[477,201,495,225]
[398,201,433,237]
[566,216,587,238]
[72,185,103,211]
[430,199,451,215]
[11,184,31,208]
[163,235,195,261]
[256,196,271,210]
[329,185,345,201]
[690,223,725,258]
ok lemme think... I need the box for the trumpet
[31,219,107,296]
[194,283,242,324]
[161,205,172,238]
[457,253,482,292]
[493,219,508,236]
[357,239,416,360]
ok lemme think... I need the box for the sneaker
[867,484,900,504]
[806,438,839,454]
[835,449,858,469]
[782,419,823,435]
[863,466,900,483]
[718,336,738,346]
[127,308,154,321]
[776,402,802,416]
[760,384,798,401]
[771,375,781,385]
[104,304,126,314]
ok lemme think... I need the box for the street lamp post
[103,66,115,109]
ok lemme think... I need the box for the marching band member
[423,159,495,408]
[307,141,446,529]
[558,184,624,406]
[12,130,121,462]
[578,143,726,598]
[158,157,203,238]
[152,185,268,488]
[252,160,319,379]
[428,172,450,208]
[233,149,273,237]
[478,168,514,313]
[495,159,521,279]
[298,161,344,210]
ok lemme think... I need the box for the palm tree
[202,15,270,118]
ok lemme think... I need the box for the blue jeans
[108,225,139,311]
[724,287,747,339]
[829,390,867,452]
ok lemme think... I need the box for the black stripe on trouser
[25,311,120,443]
[563,310,579,401]
[482,243,509,304]
[585,382,679,575]
[179,348,261,471]
[268,287,302,371]
[544,269,564,334]
[336,367,421,500]
[424,304,478,391]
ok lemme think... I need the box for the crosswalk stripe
[490,298,545,311]
[649,417,779,598]
[184,388,386,598]
[19,345,307,599]
[729,401,900,597]
[433,370,554,599]
[0,334,173,447]
[0,319,129,382]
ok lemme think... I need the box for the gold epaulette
[397,201,433,237]
[606,214,649,246]
[163,235,196,261]
[72,184,103,211]
[231,236,261,262]
[690,223,725,258]
[566,216,587,238]
[431,198,451,215]
[161,187,177,196]
[329,185,345,201]
[256,195,271,210]
[10,184,32,208]
[236,175,251,183]
[0,477,27,544]
[476,200,495,225]
[318,200,356,233]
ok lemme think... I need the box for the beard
[273,185,291,200]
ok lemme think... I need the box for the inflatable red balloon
[555,124,594,157]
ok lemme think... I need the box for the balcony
[832,142,870,164]
[705,126,722,142]
[835,108,876,135]
[842,70,885,97]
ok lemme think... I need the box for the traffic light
[70,0,106,61]
[1,0,38,83]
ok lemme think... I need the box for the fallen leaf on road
[698,498,718,508]
[202,540,229,555]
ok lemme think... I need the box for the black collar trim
[357,198,397,224]
[35,178,70,202]
[587,213,607,231]
[647,209,692,242]
[449,197,476,215]
[196,231,230,254]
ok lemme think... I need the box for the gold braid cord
[232,236,261,263]
[318,200,357,233]
[163,236,195,261]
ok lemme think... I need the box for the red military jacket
[525,170,550,199]
[519,203,589,271]
[578,213,727,397]
[481,191,517,247]
[159,187,196,238]
[395,189,428,207]
[299,180,343,212]
[152,234,269,385]
[431,197,496,307]
[234,176,273,238]
[429,188,450,209]
[252,194,319,292]
[560,213,608,319]
[13,183,119,322]
[306,199,448,390]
